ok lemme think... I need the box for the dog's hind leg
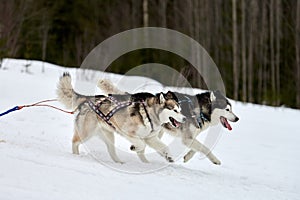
[101,130,123,164]
[72,128,93,155]
[72,118,95,155]
[72,129,81,155]
[144,135,174,163]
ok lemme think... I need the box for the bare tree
[143,0,149,27]
[214,0,221,65]
[41,11,50,73]
[261,1,268,104]
[0,0,28,57]
[296,0,300,107]
[241,0,247,102]
[270,0,276,105]
[248,0,258,103]
[158,0,167,27]
[275,0,281,105]
[232,0,239,100]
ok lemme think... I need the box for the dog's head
[157,91,186,128]
[209,90,239,130]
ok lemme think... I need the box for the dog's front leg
[183,150,196,163]
[124,135,149,163]
[144,134,174,163]
[182,138,221,165]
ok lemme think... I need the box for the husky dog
[98,79,239,165]
[56,73,186,163]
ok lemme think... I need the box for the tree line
[0,0,299,108]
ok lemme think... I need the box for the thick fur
[57,74,186,163]
[56,72,86,110]
[98,79,239,165]
[97,79,126,95]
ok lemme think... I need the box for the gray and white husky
[56,73,186,163]
[98,79,239,165]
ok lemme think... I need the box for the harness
[179,95,208,129]
[196,111,209,128]
[86,95,153,131]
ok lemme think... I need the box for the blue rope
[0,106,21,117]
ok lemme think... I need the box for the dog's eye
[226,108,230,111]
[166,106,173,110]
[174,109,178,113]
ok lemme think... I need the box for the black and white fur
[56,73,186,163]
[98,79,239,165]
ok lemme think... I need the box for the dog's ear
[159,92,166,104]
[210,91,216,102]
[214,90,225,97]
[165,91,174,100]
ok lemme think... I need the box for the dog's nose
[235,117,239,122]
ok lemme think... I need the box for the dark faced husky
[56,73,186,163]
[98,79,239,165]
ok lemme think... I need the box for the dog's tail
[97,79,126,95]
[56,72,86,109]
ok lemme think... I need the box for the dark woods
[0,0,299,108]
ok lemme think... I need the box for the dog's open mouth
[169,117,181,128]
[220,116,232,131]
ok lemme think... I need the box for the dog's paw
[166,156,174,163]
[130,145,136,151]
[183,155,190,163]
[183,151,195,163]
[213,160,221,165]
[115,160,125,164]
[140,157,150,163]
[62,72,70,77]
[164,153,174,163]
[211,158,221,165]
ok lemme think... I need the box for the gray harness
[179,96,208,129]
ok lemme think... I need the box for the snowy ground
[0,59,299,200]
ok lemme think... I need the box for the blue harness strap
[196,112,209,129]
[0,106,21,117]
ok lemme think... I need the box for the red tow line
[0,99,74,117]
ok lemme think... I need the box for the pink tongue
[224,118,232,131]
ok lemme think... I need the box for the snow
[0,58,299,199]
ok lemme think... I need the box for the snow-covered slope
[0,59,299,200]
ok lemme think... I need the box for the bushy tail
[97,79,126,95]
[56,72,86,109]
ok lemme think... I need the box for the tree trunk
[296,0,300,108]
[143,0,148,27]
[262,1,268,104]
[248,0,257,103]
[270,0,276,105]
[232,0,239,100]
[275,0,281,105]
[158,0,167,27]
[205,0,211,53]
[241,0,247,102]
[41,13,50,73]
[130,0,138,28]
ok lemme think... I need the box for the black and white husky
[56,73,186,163]
[98,79,239,165]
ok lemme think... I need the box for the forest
[0,0,299,108]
